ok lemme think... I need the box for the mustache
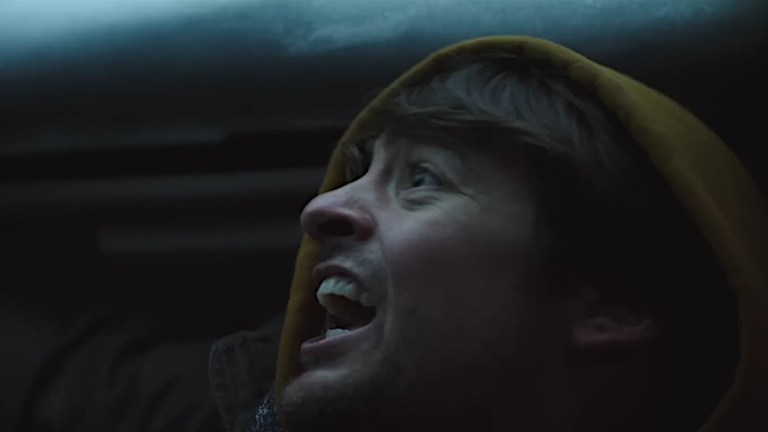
[317,245,375,268]
[316,244,385,281]
[315,240,360,263]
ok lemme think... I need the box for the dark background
[1,0,767,340]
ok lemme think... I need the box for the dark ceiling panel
[1,0,766,156]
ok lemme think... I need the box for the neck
[544,359,664,432]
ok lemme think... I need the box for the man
[220,36,768,432]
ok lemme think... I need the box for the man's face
[281,132,568,430]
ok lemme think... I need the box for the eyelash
[344,157,443,190]
[406,163,442,189]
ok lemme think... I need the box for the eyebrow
[400,129,470,170]
[341,130,471,175]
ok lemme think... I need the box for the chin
[281,373,374,432]
[282,366,363,409]
[287,356,419,429]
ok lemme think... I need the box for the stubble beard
[279,354,409,432]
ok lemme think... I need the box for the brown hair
[340,51,738,428]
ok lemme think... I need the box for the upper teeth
[316,276,373,308]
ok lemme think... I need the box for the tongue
[326,295,375,329]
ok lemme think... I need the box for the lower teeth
[325,328,353,339]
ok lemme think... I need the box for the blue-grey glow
[0,0,249,50]
[0,0,761,155]
[0,0,741,57]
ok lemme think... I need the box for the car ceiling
[1,0,766,336]
[1,0,766,155]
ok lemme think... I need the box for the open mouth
[323,295,376,339]
[316,276,376,340]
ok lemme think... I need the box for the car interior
[1,0,766,347]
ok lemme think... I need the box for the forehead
[344,128,527,175]
[343,128,474,162]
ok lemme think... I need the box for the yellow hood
[274,36,768,431]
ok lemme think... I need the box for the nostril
[318,220,355,237]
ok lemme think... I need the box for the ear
[571,287,659,351]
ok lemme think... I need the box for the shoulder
[209,315,283,432]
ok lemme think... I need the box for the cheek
[380,214,528,339]
[377,215,542,388]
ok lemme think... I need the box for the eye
[408,165,442,189]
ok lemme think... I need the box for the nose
[300,186,375,242]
